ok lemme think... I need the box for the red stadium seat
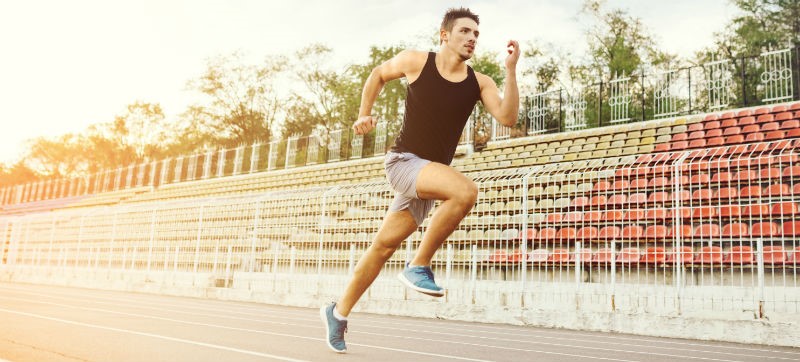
[570,197,589,208]
[548,249,570,263]
[576,226,598,239]
[668,225,693,239]
[772,202,798,215]
[692,207,717,219]
[487,250,508,262]
[719,205,742,218]
[590,195,608,206]
[782,221,800,236]
[618,248,641,263]
[695,224,720,237]
[672,132,689,141]
[635,154,653,164]
[557,227,577,240]
[592,248,612,263]
[751,222,779,237]
[612,180,629,190]
[641,247,666,263]
[754,107,770,115]
[707,137,725,146]
[628,193,647,205]
[783,166,800,177]
[794,184,800,194]
[546,213,563,223]
[705,121,721,130]
[584,211,602,222]
[764,184,790,197]
[624,209,646,221]
[646,208,669,221]
[508,249,525,263]
[704,114,719,122]
[761,122,780,132]
[671,141,688,150]
[720,111,736,119]
[723,126,741,136]
[790,247,800,264]
[665,246,694,264]
[608,194,627,206]
[724,246,753,264]
[759,168,782,180]
[742,204,770,216]
[518,229,537,240]
[621,225,643,239]
[711,172,733,183]
[763,246,787,264]
[695,246,723,264]
[644,225,668,239]
[538,228,558,240]
[593,181,611,192]
[692,189,713,201]
[528,249,550,263]
[739,186,762,198]
[738,115,756,125]
[690,174,710,185]
[706,128,723,138]
[766,130,786,140]
[772,105,788,113]
[715,187,738,199]
[776,112,794,122]
[721,223,749,237]
[757,113,774,123]
[602,211,624,222]
[648,192,669,203]
[630,178,648,189]
[688,131,705,140]
[688,123,704,132]
[742,124,760,133]
[780,119,799,129]
[570,248,593,263]
[791,102,800,110]
[654,143,670,152]
[745,132,765,142]
[598,226,621,239]
[689,139,707,148]
[564,211,583,222]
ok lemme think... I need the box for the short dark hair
[440,7,479,33]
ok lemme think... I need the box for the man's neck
[436,47,467,73]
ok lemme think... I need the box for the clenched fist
[353,116,378,135]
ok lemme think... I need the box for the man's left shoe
[398,263,445,297]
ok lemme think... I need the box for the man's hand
[353,115,378,135]
[505,40,520,71]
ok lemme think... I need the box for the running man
[321,7,520,353]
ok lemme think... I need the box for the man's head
[439,7,480,60]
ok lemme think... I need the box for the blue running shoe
[398,263,445,297]
[320,302,347,353]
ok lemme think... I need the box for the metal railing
[2,140,798,318]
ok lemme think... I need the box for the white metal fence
[1,141,799,318]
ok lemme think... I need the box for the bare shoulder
[390,49,429,82]
[472,71,497,90]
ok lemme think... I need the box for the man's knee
[454,180,478,209]
[371,239,400,260]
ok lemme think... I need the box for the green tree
[187,51,287,148]
[469,51,506,143]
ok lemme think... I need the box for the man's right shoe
[398,263,445,297]
[320,302,347,353]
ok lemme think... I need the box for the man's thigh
[415,162,476,201]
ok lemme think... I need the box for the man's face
[442,17,479,61]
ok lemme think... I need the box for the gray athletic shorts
[384,151,435,226]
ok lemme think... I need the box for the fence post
[610,239,616,311]
[756,238,765,319]
[672,151,690,315]
[147,207,157,272]
[194,205,204,273]
[249,199,262,273]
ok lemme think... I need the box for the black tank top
[391,52,480,165]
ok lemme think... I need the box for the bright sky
[0,0,735,165]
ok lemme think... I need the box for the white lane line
[0,306,306,362]
[0,296,492,362]
[1,285,794,361]
[0,295,756,362]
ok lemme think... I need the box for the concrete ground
[0,282,797,362]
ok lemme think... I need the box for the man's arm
[353,50,426,135]
[477,40,520,127]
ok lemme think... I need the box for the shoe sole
[397,273,445,297]
[319,305,347,353]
